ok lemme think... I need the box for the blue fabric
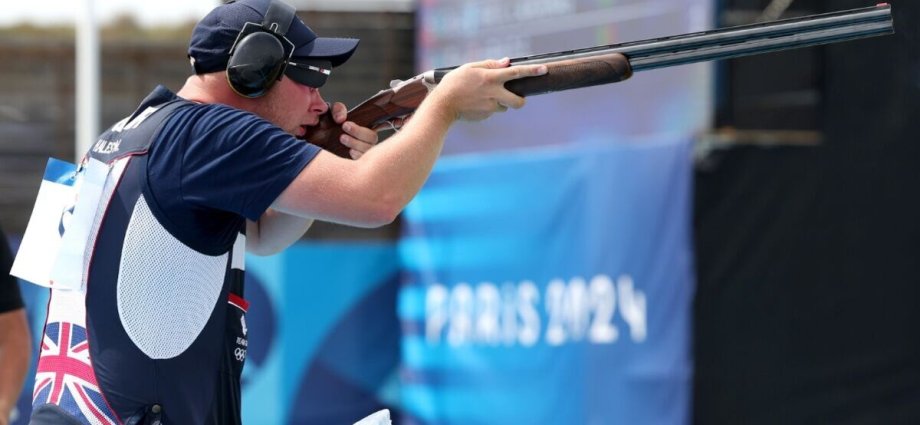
[398,137,695,424]
[241,243,401,425]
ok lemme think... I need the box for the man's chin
[294,125,308,138]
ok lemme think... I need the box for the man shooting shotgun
[15,1,893,423]
[19,0,548,423]
[304,3,894,158]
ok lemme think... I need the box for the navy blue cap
[188,0,359,74]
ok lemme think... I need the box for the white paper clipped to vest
[11,157,110,291]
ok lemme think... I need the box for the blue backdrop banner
[398,137,695,424]
[242,243,402,425]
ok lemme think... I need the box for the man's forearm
[246,210,314,256]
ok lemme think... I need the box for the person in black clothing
[0,223,30,425]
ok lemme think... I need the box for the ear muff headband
[226,0,297,98]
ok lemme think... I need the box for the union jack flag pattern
[33,322,120,425]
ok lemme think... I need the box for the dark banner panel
[694,1,920,423]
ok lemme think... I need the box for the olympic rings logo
[234,347,247,362]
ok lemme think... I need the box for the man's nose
[312,89,329,114]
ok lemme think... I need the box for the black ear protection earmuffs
[226,0,296,98]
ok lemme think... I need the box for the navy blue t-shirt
[145,90,320,254]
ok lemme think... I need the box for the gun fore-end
[505,53,632,96]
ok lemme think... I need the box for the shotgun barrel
[432,4,894,79]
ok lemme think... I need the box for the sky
[0,0,220,27]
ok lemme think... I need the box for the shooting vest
[29,87,249,425]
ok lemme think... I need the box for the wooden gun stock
[303,76,431,158]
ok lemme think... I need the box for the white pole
[76,0,100,161]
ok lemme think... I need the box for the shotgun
[303,4,894,158]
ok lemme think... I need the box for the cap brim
[292,37,359,67]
